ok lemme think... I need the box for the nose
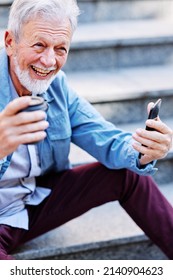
[40,48,56,68]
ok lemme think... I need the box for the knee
[119,168,153,203]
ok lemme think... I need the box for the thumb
[4,96,31,116]
[147,102,154,115]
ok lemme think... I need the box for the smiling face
[5,17,72,96]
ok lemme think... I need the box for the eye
[33,42,45,51]
[55,47,67,56]
[34,42,44,47]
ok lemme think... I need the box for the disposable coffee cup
[20,96,48,144]
[20,96,48,112]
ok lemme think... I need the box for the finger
[133,142,154,159]
[0,126,48,152]
[3,96,32,116]
[146,119,172,134]
[15,120,49,135]
[133,141,166,161]
[133,128,164,144]
[12,110,47,126]
[139,145,166,164]
[19,131,47,144]
[133,137,161,155]
[139,155,154,166]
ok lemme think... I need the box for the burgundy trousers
[0,162,173,260]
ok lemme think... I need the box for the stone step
[0,28,4,48]
[63,19,173,72]
[0,0,12,28]
[77,0,173,24]
[67,64,173,124]
[1,0,173,28]
[0,0,13,3]
[12,182,172,260]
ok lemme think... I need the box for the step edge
[13,234,148,259]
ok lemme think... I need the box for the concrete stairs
[0,0,173,260]
[63,19,173,72]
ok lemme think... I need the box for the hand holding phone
[138,98,162,159]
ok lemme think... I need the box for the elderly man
[0,0,172,260]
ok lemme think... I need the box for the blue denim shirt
[0,49,157,229]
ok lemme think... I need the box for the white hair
[8,0,80,42]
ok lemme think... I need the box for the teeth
[32,65,51,75]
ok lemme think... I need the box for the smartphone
[138,98,162,159]
[145,98,162,131]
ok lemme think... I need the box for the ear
[4,31,15,56]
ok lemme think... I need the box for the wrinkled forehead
[18,16,73,41]
[14,11,73,43]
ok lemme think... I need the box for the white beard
[13,56,56,95]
